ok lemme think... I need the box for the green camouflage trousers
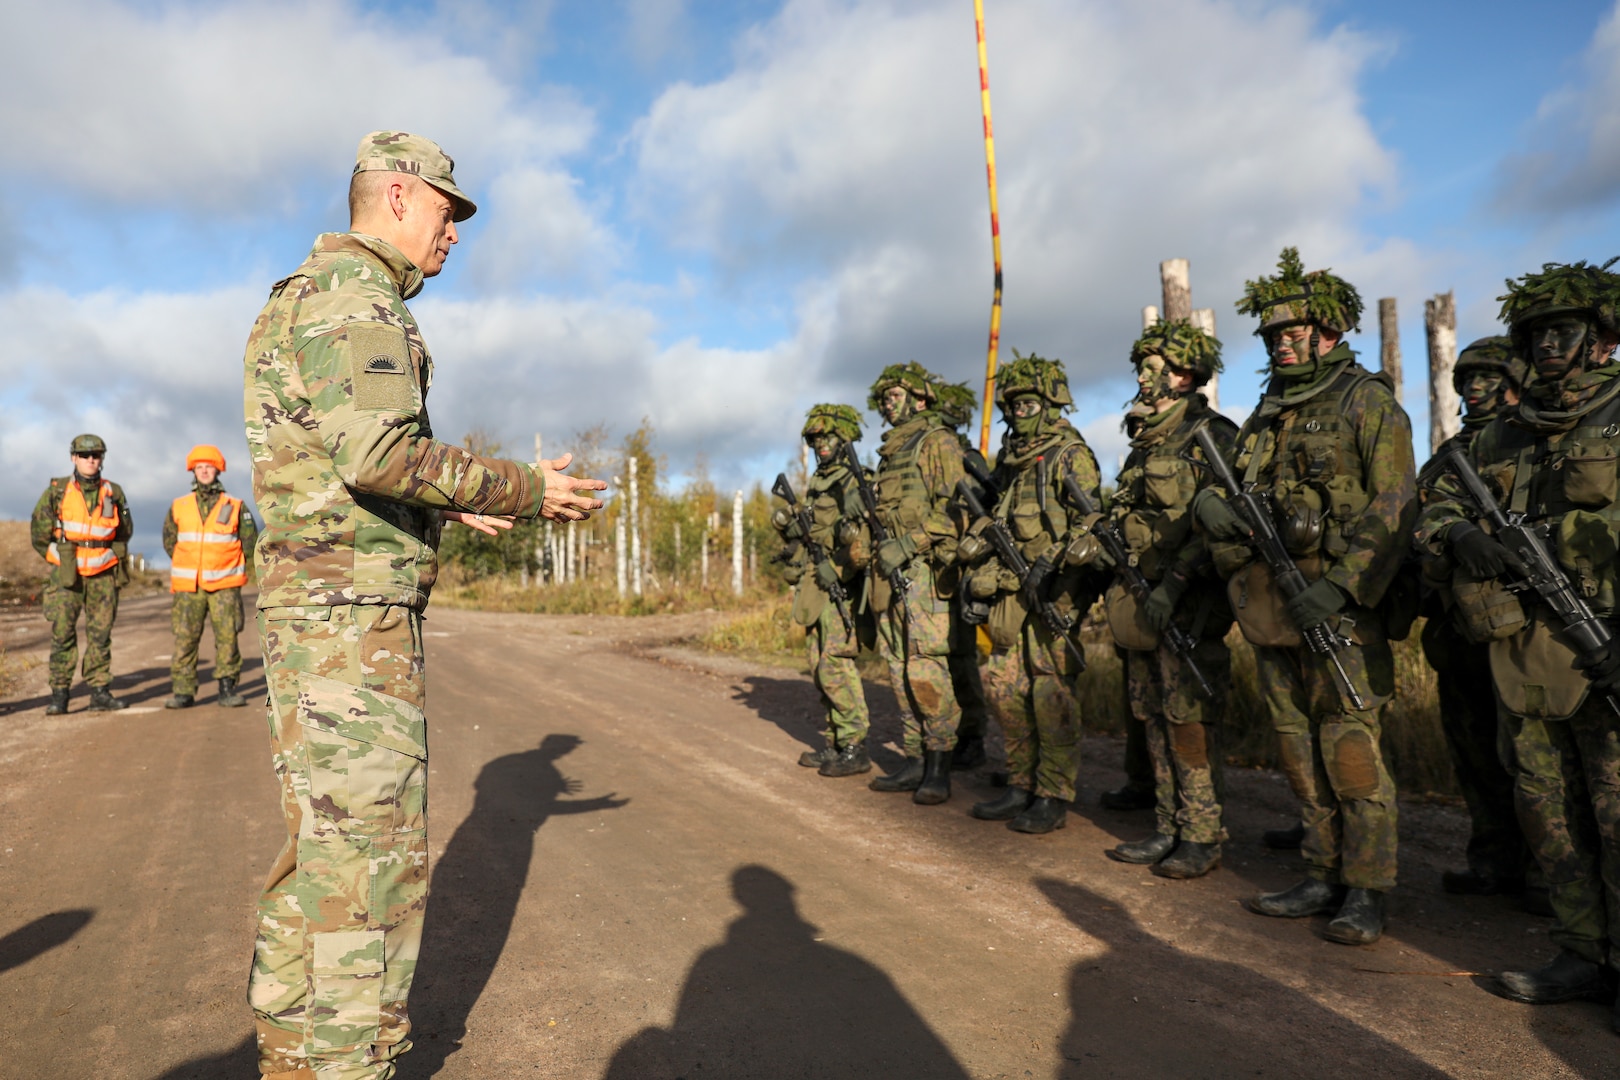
[1505,703,1620,969]
[1255,636,1398,890]
[1126,634,1230,844]
[171,587,244,695]
[805,601,868,750]
[251,605,428,1080]
[874,562,961,755]
[44,574,119,689]
[982,617,1081,800]
[949,613,988,742]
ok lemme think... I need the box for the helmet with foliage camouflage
[1452,336,1526,394]
[1498,259,1620,349]
[801,403,863,444]
[867,361,939,411]
[995,350,1073,410]
[931,379,978,429]
[1236,247,1363,337]
[1129,319,1223,386]
[70,433,107,455]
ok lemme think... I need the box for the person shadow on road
[602,864,970,1080]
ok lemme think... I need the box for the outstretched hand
[445,511,514,536]
[539,452,609,522]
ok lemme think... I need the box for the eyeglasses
[72,452,104,460]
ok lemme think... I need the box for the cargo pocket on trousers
[297,672,428,837]
[309,928,385,1053]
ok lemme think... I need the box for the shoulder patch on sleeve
[347,323,417,412]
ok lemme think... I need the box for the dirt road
[0,595,1611,1079]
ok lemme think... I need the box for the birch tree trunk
[1426,291,1460,453]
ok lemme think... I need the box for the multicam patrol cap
[70,434,106,455]
[1236,247,1364,337]
[354,131,478,222]
[802,403,863,443]
[1453,336,1527,393]
[1129,319,1223,386]
[867,361,940,410]
[995,350,1073,410]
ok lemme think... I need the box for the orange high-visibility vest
[47,480,120,577]
[170,493,247,593]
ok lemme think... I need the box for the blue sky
[3,0,1620,565]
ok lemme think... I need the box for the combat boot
[164,692,195,710]
[913,750,952,805]
[799,746,837,768]
[869,756,925,792]
[1323,888,1385,945]
[217,678,247,708]
[1099,784,1155,812]
[1263,821,1306,850]
[1106,833,1176,865]
[1009,796,1066,834]
[1246,878,1344,918]
[1495,951,1614,1004]
[45,688,69,715]
[971,786,1031,821]
[819,743,872,777]
[87,686,127,712]
[950,735,986,771]
[1152,841,1222,879]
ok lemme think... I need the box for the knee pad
[1326,728,1381,800]
[1169,722,1210,769]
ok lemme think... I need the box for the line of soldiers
[30,437,258,714]
[771,248,1620,1032]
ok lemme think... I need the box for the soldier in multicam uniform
[1415,337,1543,907]
[931,378,992,772]
[163,444,259,710]
[864,361,969,805]
[1087,321,1236,878]
[771,404,875,777]
[958,354,1101,833]
[1195,249,1416,945]
[242,131,605,1080]
[31,433,132,714]
[1418,260,1620,1019]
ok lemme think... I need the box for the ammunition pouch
[1451,575,1525,643]
[1228,560,1302,648]
[1489,615,1590,720]
[1104,581,1159,652]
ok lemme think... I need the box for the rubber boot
[972,786,1032,821]
[165,692,195,710]
[45,688,69,715]
[1106,833,1176,865]
[1495,951,1614,1004]
[913,750,952,805]
[869,756,925,793]
[950,735,986,771]
[1010,796,1067,834]
[1246,878,1344,918]
[1323,888,1386,945]
[799,746,837,768]
[1099,784,1155,812]
[217,678,247,708]
[87,686,127,712]
[1152,841,1222,879]
[819,743,872,777]
[1263,821,1306,850]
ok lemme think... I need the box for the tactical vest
[46,479,119,577]
[992,432,1095,560]
[874,416,952,536]
[170,493,248,593]
[1114,401,1237,583]
[805,464,863,551]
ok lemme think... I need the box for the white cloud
[460,166,624,290]
[625,0,691,68]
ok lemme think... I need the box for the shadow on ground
[0,909,93,975]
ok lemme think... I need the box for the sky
[4,0,1620,565]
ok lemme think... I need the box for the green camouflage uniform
[163,479,259,696]
[934,393,991,746]
[31,474,132,691]
[244,215,543,1076]
[1113,394,1237,844]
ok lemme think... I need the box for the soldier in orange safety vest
[162,444,258,709]
[30,433,134,714]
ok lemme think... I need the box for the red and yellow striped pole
[974,0,1002,457]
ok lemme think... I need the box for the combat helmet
[931,379,978,429]
[801,403,863,444]
[1129,319,1223,386]
[1236,247,1363,337]
[70,434,106,455]
[1498,259,1620,352]
[867,361,940,411]
[1452,336,1527,395]
[994,350,1073,410]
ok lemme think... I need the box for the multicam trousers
[982,617,1081,801]
[805,601,868,750]
[1255,635,1399,891]
[44,574,119,690]
[873,561,962,756]
[1505,701,1620,969]
[251,605,428,1080]
[171,586,244,695]
[1125,634,1231,845]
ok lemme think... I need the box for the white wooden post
[1426,291,1460,453]
[1191,307,1219,410]
[629,457,643,596]
[615,515,627,598]
[731,490,744,595]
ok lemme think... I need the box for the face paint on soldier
[71,452,103,479]
[1265,324,1341,367]
[1134,354,1197,412]
[1460,372,1506,417]
[1527,315,1595,381]
[879,386,913,425]
[1006,393,1045,440]
[193,462,219,486]
[807,433,842,465]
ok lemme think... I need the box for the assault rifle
[1444,447,1620,717]
[956,480,1086,670]
[1192,423,1368,710]
[1060,476,1214,698]
[771,473,854,635]
[843,443,915,625]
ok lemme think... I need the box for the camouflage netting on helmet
[802,403,863,443]
[1498,259,1620,341]
[995,350,1073,409]
[1453,335,1527,392]
[867,361,939,410]
[1129,319,1223,384]
[931,379,978,428]
[1236,247,1364,336]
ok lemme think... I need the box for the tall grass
[432,565,786,617]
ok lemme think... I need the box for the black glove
[1577,643,1620,693]
[814,558,841,593]
[1192,488,1250,541]
[1448,522,1524,579]
[1024,554,1056,597]
[1144,571,1191,632]
[1285,577,1346,630]
[876,535,918,577]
